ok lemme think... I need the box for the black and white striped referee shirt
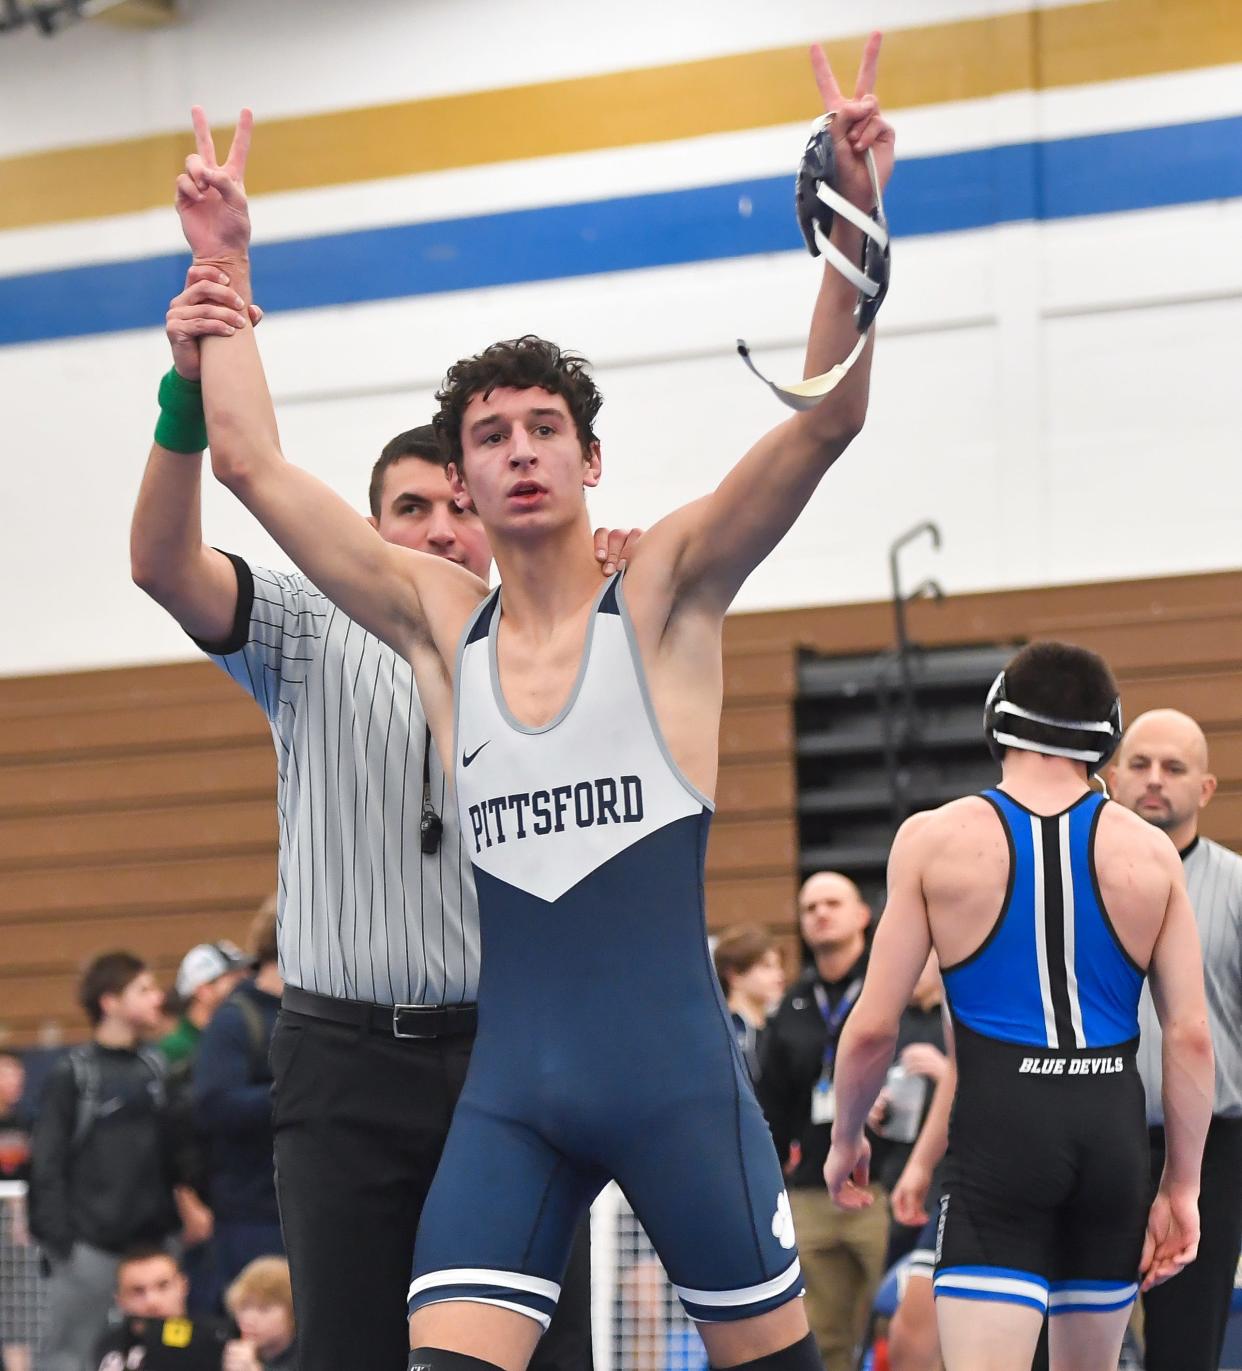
[201,553,480,1007]
[1137,834,1242,1122]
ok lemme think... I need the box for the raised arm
[633,35,893,618]
[130,265,262,641]
[824,811,933,1209]
[1142,846,1214,1288]
[175,109,480,669]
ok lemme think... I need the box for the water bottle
[877,1062,927,1143]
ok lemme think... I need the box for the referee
[131,269,620,1370]
[1110,708,1242,1371]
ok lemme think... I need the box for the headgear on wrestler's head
[986,640,1121,772]
[433,336,604,531]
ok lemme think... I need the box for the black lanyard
[419,724,443,854]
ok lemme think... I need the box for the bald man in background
[758,874,887,1370]
[1110,710,1242,1371]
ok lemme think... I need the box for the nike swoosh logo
[96,1099,124,1118]
[462,742,489,768]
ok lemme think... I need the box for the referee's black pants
[271,1007,593,1371]
[1142,1113,1242,1371]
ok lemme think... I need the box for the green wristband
[154,367,208,454]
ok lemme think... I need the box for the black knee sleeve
[713,1331,822,1371]
[409,1350,506,1371]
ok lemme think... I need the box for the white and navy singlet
[934,787,1150,1319]
[406,574,803,1330]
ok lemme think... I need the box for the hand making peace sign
[809,31,895,212]
[172,40,891,261]
[175,106,254,264]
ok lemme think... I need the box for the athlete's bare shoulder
[382,549,489,771]
[905,796,1010,965]
[1091,799,1178,966]
[1095,798,1180,883]
[890,796,1002,882]
[617,501,708,642]
[602,507,724,801]
[900,795,1005,872]
[395,545,488,661]
[1097,798,1178,859]
[907,794,998,845]
[932,794,996,824]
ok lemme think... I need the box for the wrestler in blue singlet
[407,574,803,1331]
[935,787,1149,1319]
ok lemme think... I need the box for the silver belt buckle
[392,1004,437,1039]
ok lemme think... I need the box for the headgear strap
[738,114,890,411]
[983,671,1123,771]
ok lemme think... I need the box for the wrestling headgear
[739,113,891,410]
[983,671,1124,773]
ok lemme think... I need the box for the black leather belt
[282,985,477,1040]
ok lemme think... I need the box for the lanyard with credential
[814,978,863,1076]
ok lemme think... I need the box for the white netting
[0,1181,44,1367]
[590,1183,707,1371]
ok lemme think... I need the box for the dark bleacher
[796,643,1012,903]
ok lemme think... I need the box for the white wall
[0,0,1088,157]
[1,0,1240,676]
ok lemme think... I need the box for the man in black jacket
[193,904,285,1291]
[92,1247,234,1371]
[30,952,186,1371]
[758,872,887,1371]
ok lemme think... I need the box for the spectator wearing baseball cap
[160,944,251,1069]
[193,904,285,1290]
[158,941,249,1316]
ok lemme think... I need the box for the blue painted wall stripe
[2,116,1240,348]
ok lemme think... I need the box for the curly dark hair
[433,335,603,466]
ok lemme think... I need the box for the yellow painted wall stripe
[2,0,1240,232]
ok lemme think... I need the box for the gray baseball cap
[175,940,249,998]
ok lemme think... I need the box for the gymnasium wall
[1,0,1240,679]
[2,567,1239,1046]
[2,1,1241,1040]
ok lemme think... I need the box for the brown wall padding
[2,569,1239,1044]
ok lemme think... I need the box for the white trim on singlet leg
[673,1257,802,1308]
[1048,1282,1138,1309]
[934,1271,1050,1309]
[407,1268,561,1302]
[412,1294,553,1330]
[1031,818,1059,1048]
[906,1248,936,1281]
